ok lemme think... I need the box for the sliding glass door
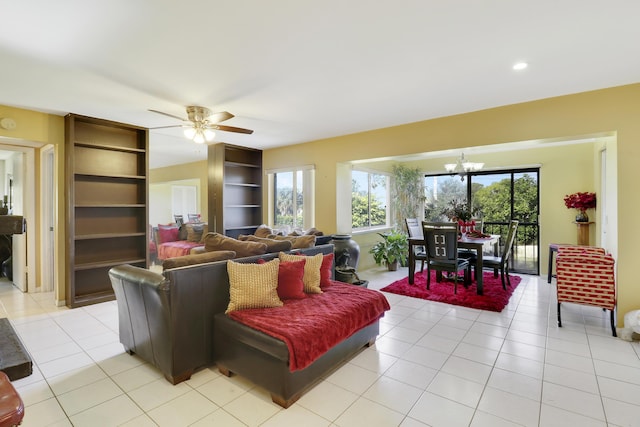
[424,168,539,275]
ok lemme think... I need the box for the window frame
[266,165,315,230]
[351,167,391,232]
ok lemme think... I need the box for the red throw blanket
[228,281,390,371]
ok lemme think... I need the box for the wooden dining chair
[421,221,471,294]
[405,218,426,273]
[473,220,519,289]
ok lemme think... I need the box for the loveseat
[153,222,208,260]
[108,244,389,407]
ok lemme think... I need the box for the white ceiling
[1,1,639,168]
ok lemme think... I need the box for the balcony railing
[483,222,539,275]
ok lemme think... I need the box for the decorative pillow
[162,250,236,270]
[279,252,323,293]
[238,235,293,253]
[186,223,208,242]
[225,259,282,313]
[267,234,316,249]
[259,258,306,300]
[177,224,189,241]
[254,224,273,238]
[157,225,179,244]
[319,253,335,288]
[204,232,268,258]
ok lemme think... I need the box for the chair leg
[505,264,511,287]
[426,267,431,290]
[500,268,506,290]
[557,302,562,327]
[420,260,424,272]
[453,274,458,294]
[610,309,617,337]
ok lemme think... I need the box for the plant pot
[387,260,399,271]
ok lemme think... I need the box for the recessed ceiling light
[513,62,528,71]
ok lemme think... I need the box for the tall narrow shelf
[65,114,149,308]
[208,143,262,238]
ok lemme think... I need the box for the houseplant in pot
[369,230,409,271]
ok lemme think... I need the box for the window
[267,166,315,229]
[171,185,197,220]
[352,169,389,230]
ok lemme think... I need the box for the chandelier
[444,152,484,180]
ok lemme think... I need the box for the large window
[267,166,315,229]
[352,169,390,230]
[424,168,540,275]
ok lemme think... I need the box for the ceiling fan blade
[149,125,185,130]
[148,109,187,121]
[208,111,234,123]
[210,124,254,134]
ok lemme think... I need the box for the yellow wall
[263,83,640,325]
[0,104,65,304]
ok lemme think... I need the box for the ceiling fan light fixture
[204,128,216,141]
[183,127,196,139]
[193,129,206,144]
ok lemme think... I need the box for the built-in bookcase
[208,143,262,238]
[65,114,148,308]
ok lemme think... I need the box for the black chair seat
[429,259,469,270]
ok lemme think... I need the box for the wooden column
[574,221,594,246]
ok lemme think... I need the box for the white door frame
[40,144,56,292]
[0,140,40,292]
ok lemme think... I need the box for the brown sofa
[108,244,387,407]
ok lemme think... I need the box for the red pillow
[158,225,179,243]
[320,253,334,288]
[258,259,306,300]
[277,259,307,300]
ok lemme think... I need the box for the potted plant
[369,230,409,271]
[391,164,427,233]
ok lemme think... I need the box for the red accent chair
[555,245,616,336]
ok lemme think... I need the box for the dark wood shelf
[74,141,146,153]
[75,232,146,240]
[74,258,147,271]
[75,204,146,208]
[225,161,261,169]
[75,172,146,180]
[209,144,262,238]
[225,183,260,188]
[66,113,149,308]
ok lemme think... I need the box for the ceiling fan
[149,106,253,144]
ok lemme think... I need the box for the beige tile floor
[1,267,639,426]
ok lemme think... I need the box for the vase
[575,210,589,222]
[387,260,399,271]
[331,234,360,270]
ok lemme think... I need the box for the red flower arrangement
[564,192,597,211]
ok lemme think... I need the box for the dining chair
[473,220,519,289]
[405,218,426,273]
[187,213,201,223]
[173,214,184,227]
[421,221,471,294]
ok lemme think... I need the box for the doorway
[40,145,56,292]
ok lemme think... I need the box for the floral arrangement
[563,192,596,211]
[442,199,473,221]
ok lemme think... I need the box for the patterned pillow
[225,259,282,313]
[279,252,323,294]
[185,223,208,242]
[157,225,179,243]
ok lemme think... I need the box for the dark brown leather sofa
[109,244,376,387]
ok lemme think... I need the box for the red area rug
[380,270,521,312]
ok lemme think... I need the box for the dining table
[408,234,500,295]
